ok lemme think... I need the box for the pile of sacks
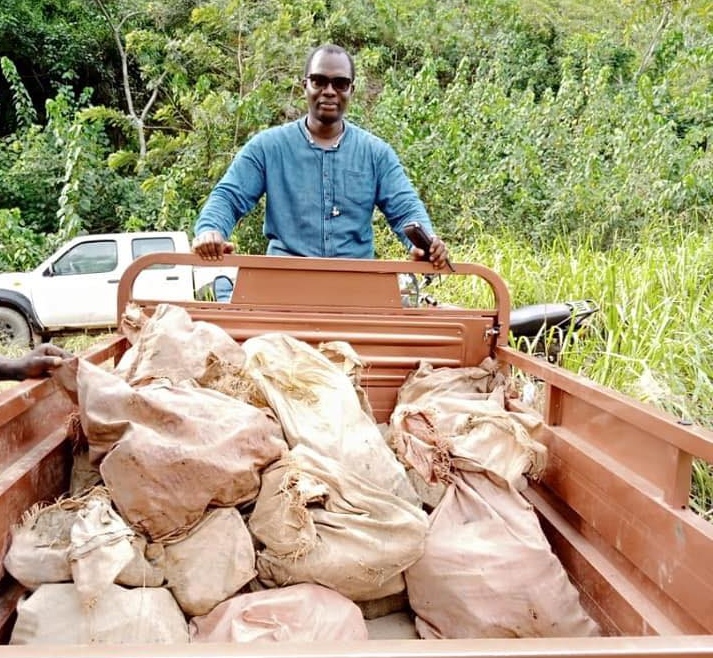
[3,303,599,645]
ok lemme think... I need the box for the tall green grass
[447,223,713,516]
[456,226,713,422]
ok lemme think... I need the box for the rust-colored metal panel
[553,388,692,506]
[0,380,72,469]
[500,347,713,464]
[501,347,713,636]
[538,426,713,633]
[117,254,512,342]
[524,484,708,636]
[231,260,403,308]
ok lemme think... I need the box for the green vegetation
[0,0,711,515]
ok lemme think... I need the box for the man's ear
[301,78,307,90]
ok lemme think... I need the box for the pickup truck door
[31,238,124,328]
[128,235,195,303]
[30,235,194,329]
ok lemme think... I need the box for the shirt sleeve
[194,137,267,239]
[373,142,435,248]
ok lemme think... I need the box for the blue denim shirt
[194,118,434,258]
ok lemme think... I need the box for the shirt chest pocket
[343,170,376,208]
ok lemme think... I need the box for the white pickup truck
[0,231,232,346]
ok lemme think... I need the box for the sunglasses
[305,74,353,93]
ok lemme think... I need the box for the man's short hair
[304,44,355,80]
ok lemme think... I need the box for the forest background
[0,0,712,513]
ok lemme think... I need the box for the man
[192,43,449,268]
[0,343,71,381]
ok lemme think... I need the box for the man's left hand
[409,235,451,270]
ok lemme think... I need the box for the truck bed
[1,254,712,656]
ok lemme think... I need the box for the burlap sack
[163,508,256,616]
[391,359,514,445]
[82,364,286,541]
[3,487,132,593]
[395,359,511,413]
[250,445,428,601]
[389,401,546,491]
[68,490,135,607]
[242,333,418,504]
[190,583,369,643]
[115,302,246,386]
[387,360,546,493]
[3,501,76,589]
[405,468,600,639]
[10,583,188,645]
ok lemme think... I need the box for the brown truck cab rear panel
[1,254,712,656]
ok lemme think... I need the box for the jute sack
[81,364,286,541]
[115,302,247,386]
[190,583,369,643]
[394,359,511,415]
[387,360,546,493]
[77,358,285,467]
[389,401,546,492]
[10,583,189,645]
[115,535,165,588]
[68,490,135,608]
[3,487,132,593]
[242,333,418,504]
[3,501,77,589]
[390,359,513,439]
[250,445,428,602]
[405,467,600,639]
[163,507,256,616]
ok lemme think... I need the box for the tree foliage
[0,0,120,132]
[0,0,711,264]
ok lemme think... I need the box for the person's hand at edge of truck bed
[192,230,236,261]
[0,343,72,381]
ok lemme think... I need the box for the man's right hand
[191,231,235,261]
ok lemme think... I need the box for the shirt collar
[301,116,349,148]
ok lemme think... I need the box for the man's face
[303,50,353,125]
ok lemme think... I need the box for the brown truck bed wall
[0,254,711,657]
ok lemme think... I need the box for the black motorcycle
[508,299,598,363]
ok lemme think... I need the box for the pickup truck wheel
[0,307,32,347]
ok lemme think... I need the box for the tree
[91,0,173,160]
[0,0,119,135]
